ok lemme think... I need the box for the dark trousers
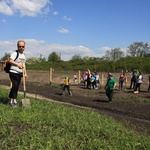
[63,85,71,94]
[106,89,114,102]
[119,80,124,90]
[91,81,95,89]
[9,72,22,99]
[134,83,141,92]
[87,78,91,89]
[130,78,136,89]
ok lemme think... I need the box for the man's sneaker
[69,91,72,96]
[9,102,13,106]
[62,93,65,96]
[13,102,17,107]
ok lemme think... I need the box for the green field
[0,87,149,150]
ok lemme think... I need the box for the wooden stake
[78,70,81,84]
[101,74,104,85]
[49,67,52,84]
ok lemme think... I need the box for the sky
[0,0,150,61]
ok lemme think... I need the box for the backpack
[4,50,19,73]
[141,76,144,81]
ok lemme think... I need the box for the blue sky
[0,0,150,60]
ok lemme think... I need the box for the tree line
[1,42,150,73]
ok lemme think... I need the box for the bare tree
[127,42,150,57]
[104,48,125,61]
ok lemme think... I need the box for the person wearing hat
[105,73,116,103]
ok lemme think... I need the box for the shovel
[21,60,30,108]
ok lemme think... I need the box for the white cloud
[57,27,69,33]
[0,1,14,15]
[63,16,72,21]
[53,11,58,15]
[0,39,100,61]
[99,46,111,52]
[2,19,6,23]
[0,0,51,16]
[0,39,128,61]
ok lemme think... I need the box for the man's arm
[9,59,23,69]
[23,63,27,78]
[113,82,116,89]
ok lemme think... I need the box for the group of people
[62,68,150,103]
[80,69,116,103]
[81,69,100,89]
[118,69,148,94]
[129,70,144,93]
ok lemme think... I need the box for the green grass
[114,94,150,103]
[0,87,149,150]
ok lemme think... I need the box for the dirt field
[0,70,150,137]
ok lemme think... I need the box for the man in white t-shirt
[9,40,27,107]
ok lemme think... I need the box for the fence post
[49,67,52,84]
[101,74,104,86]
[78,70,81,84]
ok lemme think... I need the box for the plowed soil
[0,71,150,137]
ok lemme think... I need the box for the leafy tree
[0,53,10,61]
[40,57,46,62]
[48,52,60,62]
[69,54,83,62]
[38,54,46,62]
[104,48,125,61]
[26,57,44,64]
[83,56,90,61]
[127,42,150,57]
[89,57,103,61]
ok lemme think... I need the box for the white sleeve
[10,51,17,60]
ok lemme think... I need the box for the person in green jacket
[105,73,116,103]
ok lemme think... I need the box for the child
[73,73,77,83]
[90,72,96,89]
[62,75,72,96]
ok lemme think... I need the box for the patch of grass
[114,94,150,103]
[0,87,149,150]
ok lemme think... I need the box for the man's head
[108,73,113,78]
[17,40,26,53]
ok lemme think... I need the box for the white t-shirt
[137,75,143,83]
[96,74,100,81]
[10,51,26,74]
